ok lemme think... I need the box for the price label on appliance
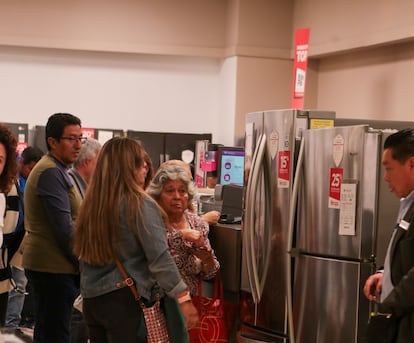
[332,134,344,167]
[339,182,357,236]
[277,150,290,188]
[245,123,254,158]
[329,167,343,209]
[268,130,279,160]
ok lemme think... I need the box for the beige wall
[295,0,414,121]
[231,0,294,142]
[0,0,296,145]
[0,0,228,57]
[293,0,414,57]
[314,41,414,120]
[0,0,293,59]
[234,56,292,142]
[1,0,413,145]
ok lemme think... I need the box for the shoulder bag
[188,274,228,343]
[114,257,170,343]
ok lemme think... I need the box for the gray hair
[147,164,195,206]
[74,138,102,168]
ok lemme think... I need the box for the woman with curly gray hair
[147,164,220,296]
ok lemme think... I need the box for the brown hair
[74,137,148,265]
[0,124,17,192]
[143,151,154,189]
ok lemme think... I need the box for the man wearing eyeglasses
[23,113,84,343]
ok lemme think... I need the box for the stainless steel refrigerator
[238,109,335,342]
[288,125,400,343]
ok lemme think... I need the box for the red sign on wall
[81,128,95,139]
[291,28,310,109]
[16,142,28,156]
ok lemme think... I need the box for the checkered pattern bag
[114,257,170,343]
[142,299,170,343]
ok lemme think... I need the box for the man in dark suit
[364,128,414,342]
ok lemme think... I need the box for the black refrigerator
[127,130,211,171]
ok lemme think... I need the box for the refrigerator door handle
[286,136,305,343]
[243,134,260,303]
[258,139,272,300]
[244,133,268,304]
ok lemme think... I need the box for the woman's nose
[172,190,180,198]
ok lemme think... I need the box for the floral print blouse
[166,210,220,296]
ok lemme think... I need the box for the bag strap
[114,257,140,301]
[197,273,224,300]
[213,272,224,300]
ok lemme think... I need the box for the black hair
[21,146,44,165]
[45,113,82,151]
[384,128,414,163]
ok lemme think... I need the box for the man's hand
[363,272,383,301]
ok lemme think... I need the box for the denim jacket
[80,196,187,300]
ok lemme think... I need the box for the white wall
[0,46,233,143]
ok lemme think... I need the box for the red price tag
[278,150,290,188]
[329,167,343,208]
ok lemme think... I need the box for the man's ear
[47,137,57,150]
[409,156,414,169]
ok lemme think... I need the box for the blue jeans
[25,270,79,343]
[5,266,28,328]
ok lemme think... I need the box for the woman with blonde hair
[74,137,198,342]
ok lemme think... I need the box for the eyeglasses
[60,136,87,144]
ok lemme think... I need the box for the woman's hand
[181,229,204,247]
[192,247,216,273]
[180,301,199,330]
[201,210,221,225]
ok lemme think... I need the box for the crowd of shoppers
[4,109,414,343]
[0,114,225,343]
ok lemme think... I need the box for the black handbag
[366,312,398,343]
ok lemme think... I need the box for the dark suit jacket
[380,200,414,343]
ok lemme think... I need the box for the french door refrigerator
[238,109,335,342]
[288,125,400,343]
